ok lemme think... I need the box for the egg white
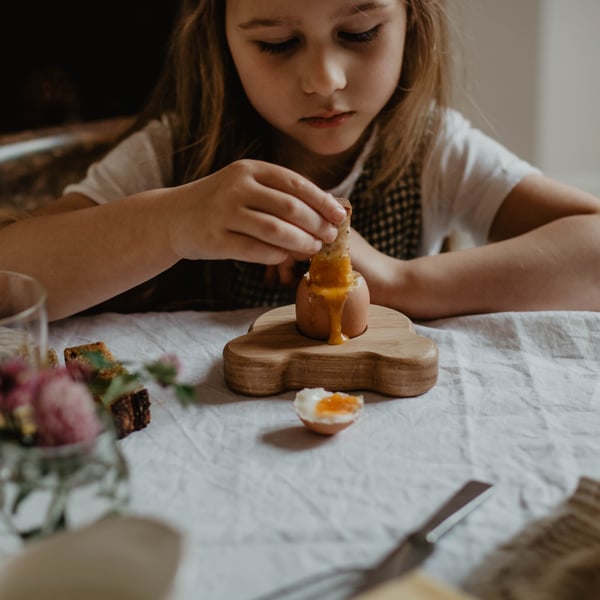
[293,388,364,424]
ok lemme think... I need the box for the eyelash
[257,24,382,55]
[339,24,382,44]
[258,38,299,55]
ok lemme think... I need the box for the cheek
[231,53,286,110]
[228,38,265,103]
[374,61,402,103]
[359,44,404,102]
[239,74,278,121]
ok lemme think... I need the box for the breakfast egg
[295,270,370,344]
[294,387,364,435]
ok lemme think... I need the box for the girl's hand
[263,229,405,301]
[348,228,403,303]
[165,159,347,265]
[263,255,311,289]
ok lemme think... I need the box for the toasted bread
[63,341,151,439]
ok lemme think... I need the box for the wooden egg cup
[222,304,438,397]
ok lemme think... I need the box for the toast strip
[63,341,151,439]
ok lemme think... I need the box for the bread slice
[317,196,352,260]
[47,348,60,367]
[63,341,151,439]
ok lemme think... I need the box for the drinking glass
[0,270,48,368]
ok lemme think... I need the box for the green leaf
[175,384,197,406]
[75,350,198,409]
[144,361,178,386]
[100,373,143,407]
[79,350,119,371]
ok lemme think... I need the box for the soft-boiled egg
[294,387,364,435]
[295,269,369,345]
[295,196,370,346]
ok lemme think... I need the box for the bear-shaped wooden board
[223,304,438,397]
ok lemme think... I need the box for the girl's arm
[350,174,600,319]
[0,160,347,321]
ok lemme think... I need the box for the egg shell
[298,417,357,436]
[295,270,370,342]
[293,388,363,435]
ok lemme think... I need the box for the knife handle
[418,480,494,544]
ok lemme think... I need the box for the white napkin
[0,515,182,600]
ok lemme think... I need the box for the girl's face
[226,0,407,164]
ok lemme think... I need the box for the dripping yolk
[308,254,353,345]
[308,254,353,288]
[315,393,362,418]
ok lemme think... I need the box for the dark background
[0,2,178,134]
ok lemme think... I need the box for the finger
[264,265,277,287]
[228,204,325,256]
[257,165,347,223]
[241,186,340,247]
[222,231,298,266]
[239,160,347,224]
[276,256,297,287]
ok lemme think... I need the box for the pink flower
[144,353,181,387]
[158,354,181,372]
[65,360,95,384]
[32,377,102,447]
[2,349,194,446]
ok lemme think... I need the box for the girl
[1,0,599,321]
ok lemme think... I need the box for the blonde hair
[139,0,452,191]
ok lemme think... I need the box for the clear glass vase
[0,411,129,547]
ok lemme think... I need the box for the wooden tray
[223,304,438,397]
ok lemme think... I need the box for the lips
[300,111,354,128]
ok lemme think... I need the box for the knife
[351,479,494,597]
[250,480,493,600]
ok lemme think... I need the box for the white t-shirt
[64,109,541,256]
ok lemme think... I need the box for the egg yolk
[307,254,354,345]
[315,393,361,418]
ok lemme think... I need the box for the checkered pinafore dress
[230,151,423,308]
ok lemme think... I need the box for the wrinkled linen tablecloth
[44,308,600,599]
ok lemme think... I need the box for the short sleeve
[420,109,542,254]
[63,115,173,205]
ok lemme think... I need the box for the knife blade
[350,479,494,597]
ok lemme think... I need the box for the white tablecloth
[44,308,600,599]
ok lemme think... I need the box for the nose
[300,47,347,96]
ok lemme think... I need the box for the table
[46,307,600,599]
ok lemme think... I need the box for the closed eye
[257,38,299,55]
[338,24,382,44]
[256,23,382,55]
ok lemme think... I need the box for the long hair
[138,0,452,191]
[377,0,452,189]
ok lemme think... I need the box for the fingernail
[323,225,338,243]
[331,204,347,222]
[324,193,342,217]
[312,238,323,253]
